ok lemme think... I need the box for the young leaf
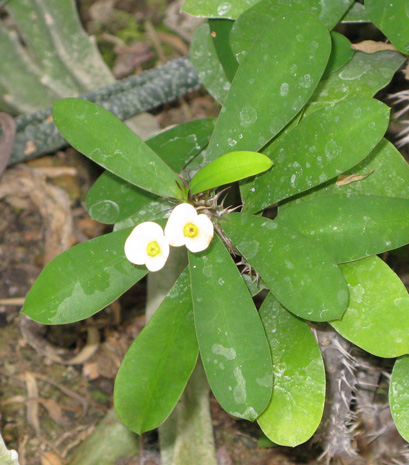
[242,98,390,212]
[22,229,147,324]
[221,213,348,322]
[258,293,325,447]
[230,0,353,62]
[190,22,231,105]
[182,0,260,19]
[278,194,409,263]
[331,256,409,358]
[53,98,181,199]
[390,355,409,442]
[114,269,198,434]
[190,151,273,195]
[365,0,409,54]
[205,12,331,163]
[189,235,273,421]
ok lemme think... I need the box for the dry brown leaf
[0,165,73,264]
[1,395,26,406]
[41,451,64,465]
[336,169,374,186]
[25,371,41,434]
[82,362,100,380]
[34,373,88,417]
[352,40,397,53]
[65,327,100,365]
[38,397,65,426]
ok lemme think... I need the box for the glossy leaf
[331,256,409,358]
[365,0,409,54]
[341,2,369,22]
[22,229,147,324]
[209,19,238,82]
[146,118,216,172]
[86,118,214,224]
[189,235,272,420]
[242,98,390,213]
[114,269,198,434]
[205,12,331,163]
[230,0,353,62]
[190,151,273,195]
[86,171,172,226]
[258,293,325,446]
[221,213,348,322]
[281,138,409,210]
[322,32,354,79]
[190,22,231,104]
[278,194,409,263]
[182,0,260,19]
[53,98,181,199]
[390,356,409,442]
[306,51,405,114]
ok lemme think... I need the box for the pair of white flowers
[124,203,214,272]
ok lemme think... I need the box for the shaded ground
[1,1,409,464]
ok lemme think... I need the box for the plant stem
[4,57,199,166]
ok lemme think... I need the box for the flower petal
[185,214,214,253]
[124,221,167,265]
[165,203,198,247]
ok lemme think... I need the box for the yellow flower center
[183,222,199,238]
[146,240,161,257]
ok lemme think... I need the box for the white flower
[165,203,214,253]
[124,222,169,272]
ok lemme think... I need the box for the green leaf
[53,98,181,199]
[306,51,405,114]
[205,12,331,163]
[22,229,147,324]
[182,0,260,19]
[341,2,369,22]
[189,235,273,420]
[230,0,353,63]
[190,151,273,195]
[258,293,325,447]
[390,355,409,442]
[331,256,409,358]
[221,213,348,322]
[114,269,198,434]
[365,0,409,54]
[85,118,214,224]
[242,98,390,213]
[278,194,409,263]
[322,32,354,79]
[86,171,173,226]
[281,138,409,210]
[209,19,238,82]
[146,118,216,172]
[190,22,230,104]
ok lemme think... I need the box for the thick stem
[4,57,199,166]
[67,409,139,465]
